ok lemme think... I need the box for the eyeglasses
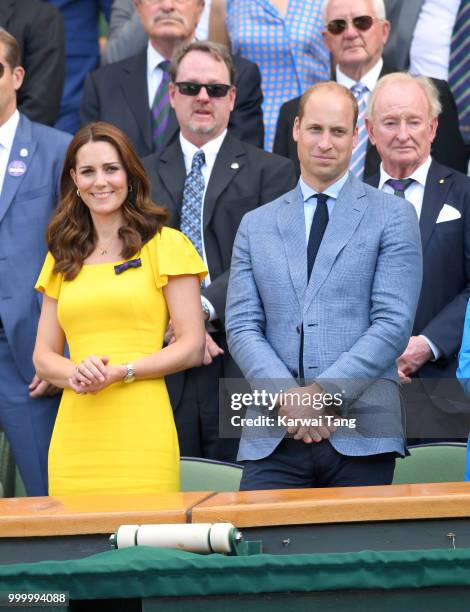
[326,15,376,35]
[174,82,232,98]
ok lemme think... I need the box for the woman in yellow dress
[33,122,206,496]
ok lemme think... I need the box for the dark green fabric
[1,547,470,599]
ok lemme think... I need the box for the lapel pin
[19,148,28,157]
[439,179,445,184]
[8,160,26,177]
[230,162,239,170]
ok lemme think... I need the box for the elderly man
[80,0,264,154]
[226,82,422,490]
[366,72,470,440]
[273,0,467,177]
[0,28,71,495]
[142,41,296,461]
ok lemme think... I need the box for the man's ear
[365,117,376,145]
[12,66,25,92]
[293,116,300,143]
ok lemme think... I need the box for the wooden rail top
[1,482,470,537]
[0,492,212,537]
[191,482,470,527]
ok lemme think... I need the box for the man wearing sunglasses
[142,41,296,462]
[0,29,71,496]
[80,0,264,156]
[274,0,466,178]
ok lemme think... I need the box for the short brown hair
[0,27,21,69]
[170,40,235,85]
[298,81,359,128]
[47,122,169,280]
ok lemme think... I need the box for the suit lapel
[277,185,308,308]
[419,160,453,252]
[155,139,187,222]
[0,114,37,225]
[203,134,245,230]
[120,52,154,153]
[304,174,369,310]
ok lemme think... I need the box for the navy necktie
[307,193,329,279]
[299,193,330,383]
[180,150,205,257]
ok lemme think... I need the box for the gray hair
[366,72,442,120]
[322,0,386,23]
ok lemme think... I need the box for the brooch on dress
[114,258,142,275]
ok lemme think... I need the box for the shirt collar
[378,155,432,189]
[336,58,383,92]
[0,109,20,152]
[299,170,350,203]
[146,41,166,78]
[179,129,228,161]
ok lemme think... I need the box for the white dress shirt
[299,171,349,240]
[336,58,383,103]
[378,155,440,359]
[409,0,460,79]
[179,129,228,320]
[0,110,20,197]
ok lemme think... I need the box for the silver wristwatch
[122,363,135,383]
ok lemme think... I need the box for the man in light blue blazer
[0,28,71,495]
[226,82,423,490]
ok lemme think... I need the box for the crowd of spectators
[1,0,470,495]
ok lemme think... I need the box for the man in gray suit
[0,28,71,495]
[226,82,423,490]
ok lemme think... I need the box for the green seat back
[393,444,467,484]
[180,457,242,492]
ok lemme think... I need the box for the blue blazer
[226,174,422,461]
[0,114,71,382]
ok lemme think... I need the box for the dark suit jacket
[0,0,65,126]
[368,160,470,380]
[383,0,424,72]
[273,63,468,177]
[143,133,296,324]
[142,132,296,409]
[80,51,265,154]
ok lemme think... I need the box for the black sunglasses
[326,15,375,35]
[175,82,232,98]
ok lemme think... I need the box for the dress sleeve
[35,252,63,299]
[150,227,208,289]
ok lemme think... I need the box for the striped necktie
[180,150,205,257]
[349,83,369,179]
[151,60,171,153]
[449,0,470,145]
[386,178,414,198]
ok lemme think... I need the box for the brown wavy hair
[47,122,169,280]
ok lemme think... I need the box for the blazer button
[292,369,298,378]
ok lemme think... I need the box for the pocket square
[436,204,461,223]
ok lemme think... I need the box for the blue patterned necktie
[151,60,171,153]
[180,150,205,257]
[449,0,470,144]
[349,83,369,179]
[386,178,414,198]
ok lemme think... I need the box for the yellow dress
[35,228,207,496]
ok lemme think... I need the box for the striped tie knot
[387,178,414,198]
[351,82,368,99]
